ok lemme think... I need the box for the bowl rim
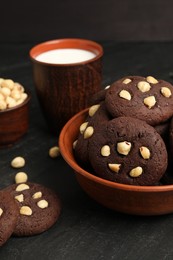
[59,108,173,193]
[0,90,31,113]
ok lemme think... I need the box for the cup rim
[29,38,103,66]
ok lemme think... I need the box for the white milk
[36,48,96,64]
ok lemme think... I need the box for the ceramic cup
[29,38,103,134]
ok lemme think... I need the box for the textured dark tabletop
[1,42,173,260]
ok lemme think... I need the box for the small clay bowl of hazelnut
[0,78,31,147]
[59,108,173,216]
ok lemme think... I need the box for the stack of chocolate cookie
[74,75,173,186]
[0,182,61,246]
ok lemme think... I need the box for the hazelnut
[16,94,27,105]
[0,100,7,110]
[32,191,42,199]
[15,172,28,184]
[84,126,94,139]
[146,76,158,84]
[119,90,131,100]
[0,79,27,110]
[117,141,132,155]
[15,194,24,202]
[80,122,88,134]
[0,93,4,100]
[89,104,100,117]
[20,206,32,216]
[0,87,11,97]
[143,96,156,109]
[101,145,111,157]
[15,183,30,192]
[108,163,121,173]
[161,87,172,98]
[11,156,25,168]
[37,199,49,209]
[73,140,78,149]
[137,81,151,92]
[49,146,60,158]
[122,78,132,84]
[0,208,3,217]
[14,82,24,92]
[20,93,28,100]
[129,166,143,177]
[1,79,14,89]
[6,96,16,108]
[10,89,21,100]
[139,146,151,159]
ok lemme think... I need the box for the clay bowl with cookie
[0,91,31,147]
[59,108,173,216]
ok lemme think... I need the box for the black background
[1,0,173,43]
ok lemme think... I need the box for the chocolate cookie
[105,76,173,126]
[88,116,168,185]
[169,116,173,158]
[0,191,19,246]
[89,85,110,105]
[74,102,111,167]
[5,182,61,236]
[154,120,170,143]
[154,121,170,137]
[160,165,173,185]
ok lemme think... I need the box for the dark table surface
[1,41,173,260]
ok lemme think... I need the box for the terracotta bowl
[0,92,31,147]
[59,108,173,216]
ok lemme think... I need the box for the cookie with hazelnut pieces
[169,116,173,159]
[5,182,61,236]
[74,102,111,167]
[105,75,173,126]
[0,191,19,246]
[88,116,168,185]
